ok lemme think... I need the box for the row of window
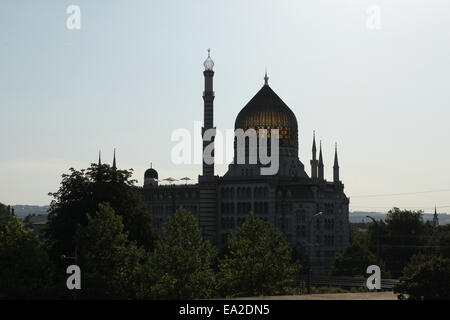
[220,186,269,199]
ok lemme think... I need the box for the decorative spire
[318,140,324,180]
[312,131,317,159]
[319,141,323,165]
[333,142,339,183]
[264,68,269,86]
[334,142,339,167]
[98,150,102,165]
[310,131,318,179]
[203,48,214,71]
[112,148,117,169]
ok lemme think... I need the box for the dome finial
[264,68,269,85]
[203,48,214,71]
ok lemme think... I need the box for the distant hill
[6,205,450,225]
[12,205,50,219]
[350,211,450,225]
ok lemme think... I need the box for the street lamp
[366,216,380,266]
[306,212,322,294]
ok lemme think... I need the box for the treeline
[0,164,301,299]
[330,208,450,299]
[1,163,449,299]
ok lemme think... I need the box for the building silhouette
[140,51,350,273]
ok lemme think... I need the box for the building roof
[234,84,298,140]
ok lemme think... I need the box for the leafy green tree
[150,208,216,299]
[428,225,450,259]
[349,224,368,245]
[75,202,152,299]
[0,202,12,226]
[394,255,450,300]
[330,240,388,277]
[0,216,56,299]
[47,163,156,260]
[217,213,301,297]
[368,208,430,277]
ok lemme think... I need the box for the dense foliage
[366,208,431,277]
[330,240,387,277]
[217,213,301,297]
[394,255,450,300]
[150,208,216,299]
[75,203,152,299]
[0,217,56,299]
[46,163,156,259]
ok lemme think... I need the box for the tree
[47,163,156,260]
[394,255,450,300]
[428,224,450,259]
[0,202,12,226]
[0,216,56,299]
[75,202,152,299]
[368,208,430,277]
[150,208,216,299]
[217,213,300,297]
[330,240,388,277]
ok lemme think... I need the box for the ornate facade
[140,52,350,274]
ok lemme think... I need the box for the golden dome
[234,84,298,140]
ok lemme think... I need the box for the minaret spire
[112,148,117,169]
[318,140,324,180]
[264,69,269,86]
[310,131,318,179]
[333,142,339,183]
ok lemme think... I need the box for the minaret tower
[199,49,218,246]
[318,141,324,180]
[202,48,215,177]
[310,131,318,179]
[333,143,340,183]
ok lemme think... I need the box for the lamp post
[307,212,322,294]
[366,216,380,266]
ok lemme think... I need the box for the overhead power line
[350,188,450,198]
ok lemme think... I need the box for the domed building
[140,51,350,275]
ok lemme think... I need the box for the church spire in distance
[433,205,439,227]
[98,150,102,165]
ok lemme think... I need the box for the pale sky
[1,0,450,214]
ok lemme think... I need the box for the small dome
[235,84,298,140]
[144,168,158,179]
